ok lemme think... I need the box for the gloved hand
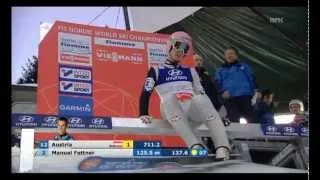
[139,115,153,124]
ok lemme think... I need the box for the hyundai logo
[69,117,82,124]
[91,118,104,125]
[44,116,57,124]
[301,127,308,133]
[168,69,183,76]
[19,116,34,123]
[266,126,277,132]
[284,126,295,133]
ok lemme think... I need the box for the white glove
[140,115,153,124]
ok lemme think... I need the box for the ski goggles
[172,41,190,54]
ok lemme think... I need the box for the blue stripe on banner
[11,113,112,129]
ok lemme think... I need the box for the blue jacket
[254,102,275,124]
[215,61,257,97]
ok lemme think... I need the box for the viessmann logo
[60,81,92,95]
[60,66,92,81]
[96,50,143,64]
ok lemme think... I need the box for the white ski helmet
[289,99,304,112]
[167,31,192,54]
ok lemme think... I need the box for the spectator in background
[289,99,309,127]
[194,53,230,126]
[253,89,275,124]
[54,117,74,140]
[215,47,258,123]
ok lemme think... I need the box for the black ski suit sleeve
[139,67,157,116]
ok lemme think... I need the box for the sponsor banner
[11,113,112,129]
[147,43,168,68]
[59,80,92,96]
[95,49,143,64]
[94,37,145,49]
[298,126,309,137]
[59,96,93,116]
[281,125,300,136]
[12,114,39,128]
[59,65,92,82]
[59,32,92,67]
[261,124,282,136]
[261,124,308,137]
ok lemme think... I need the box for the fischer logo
[60,67,92,81]
[16,115,37,127]
[68,117,85,128]
[94,37,145,49]
[96,49,143,64]
[59,32,92,55]
[60,81,92,95]
[89,118,109,129]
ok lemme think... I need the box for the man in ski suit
[139,31,231,160]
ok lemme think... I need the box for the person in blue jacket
[253,89,275,124]
[215,47,258,123]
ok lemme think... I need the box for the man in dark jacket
[215,47,258,123]
[194,53,230,126]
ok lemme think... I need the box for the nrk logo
[68,117,85,128]
[168,69,183,76]
[60,66,92,81]
[60,81,92,96]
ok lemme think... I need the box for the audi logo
[168,69,183,76]
[284,126,295,133]
[19,116,34,123]
[267,126,277,132]
[91,118,104,125]
[69,117,82,124]
[44,116,57,124]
